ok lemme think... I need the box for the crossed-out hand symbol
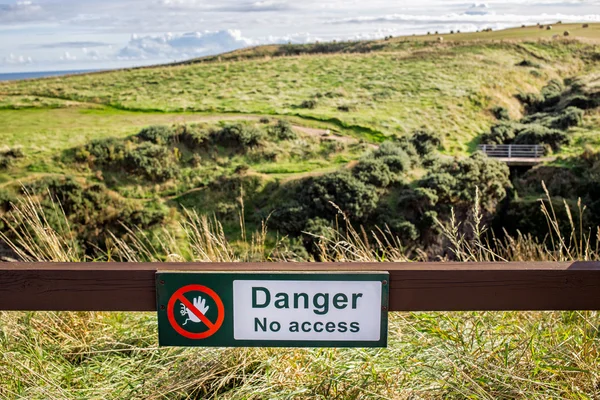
[180,296,210,326]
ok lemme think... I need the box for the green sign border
[156,271,389,348]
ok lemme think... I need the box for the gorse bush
[410,129,443,156]
[371,141,415,172]
[521,106,584,130]
[299,99,318,109]
[123,142,179,181]
[136,125,175,144]
[268,119,297,140]
[13,176,168,253]
[512,124,568,150]
[0,147,25,170]
[78,137,178,182]
[481,77,595,150]
[352,158,395,188]
[210,123,264,150]
[491,106,511,121]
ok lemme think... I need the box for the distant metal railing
[478,144,544,158]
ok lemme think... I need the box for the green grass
[1,192,600,399]
[2,37,598,155]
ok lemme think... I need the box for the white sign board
[233,279,384,342]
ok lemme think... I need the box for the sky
[1,0,600,72]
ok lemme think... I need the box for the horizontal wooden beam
[0,262,599,312]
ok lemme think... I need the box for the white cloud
[330,12,600,25]
[116,29,318,61]
[0,0,43,23]
[59,51,77,61]
[3,53,33,64]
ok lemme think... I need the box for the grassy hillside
[0,24,599,256]
[2,27,599,153]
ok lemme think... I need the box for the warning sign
[166,284,224,339]
[156,272,389,348]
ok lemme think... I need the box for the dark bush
[521,107,584,130]
[410,129,443,156]
[481,122,521,144]
[269,120,297,140]
[491,106,511,121]
[269,200,310,235]
[515,92,543,110]
[561,93,600,110]
[211,123,264,149]
[513,124,568,150]
[539,79,564,109]
[300,172,379,222]
[2,147,24,159]
[515,166,581,198]
[352,159,394,188]
[0,147,25,170]
[123,142,178,181]
[516,60,540,68]
[136,125,175,144]
[0,156,11,170]
[421,152,511,213]
[372,141,416,171]
[178,125,208,150]
[82,138,126,164]
[20,176,168,253]
[299,99,318,109]
[0,189,16,212]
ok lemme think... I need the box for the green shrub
[421,152,511,213]
[561,93,600,110]
[481,122,520,144]
[299,99,318,109]
[269,200,310,235]
[82,138,126,163]
[372,141,416,171]
[0,189,16,212]
[20,176,168,253]
[515,166,581,198]
[0,147,25,170]
[513,124,568,150]
[123,142,178,181]
[352,159,394,188]
[491,106,511,121]
[521,107,584,130]
[179,125,208,150]
[136,125,175,144]
[410,129,443,156]
[539,79,564,110]
[269,120,297,140]
[299,172,379,222]
[0,156,11,170]
[516,59,540,68]
[211,123,264,149]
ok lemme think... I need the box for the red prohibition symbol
[167,284,225,339]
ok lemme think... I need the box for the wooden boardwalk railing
[0,262,599,311]
[478,144,544,158]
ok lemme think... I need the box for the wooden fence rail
[1,262,599,312]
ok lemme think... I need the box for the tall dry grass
[0,188,599,398]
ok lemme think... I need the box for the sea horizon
[0,69,103,82]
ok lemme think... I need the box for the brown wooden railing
[0,262,599,311]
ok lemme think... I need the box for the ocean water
[0,69,100,81]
